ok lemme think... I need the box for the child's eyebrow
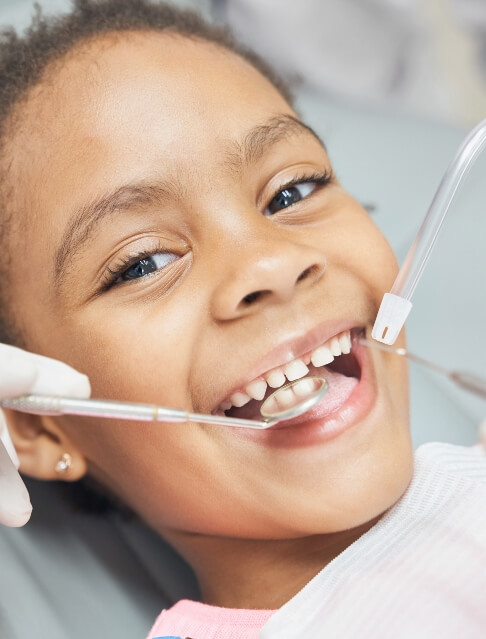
[232,114,325,167]
[53,114,325,289]
[54,182,174,288]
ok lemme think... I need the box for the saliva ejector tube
[372,117,486,345]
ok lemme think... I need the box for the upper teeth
[222,330,352,412]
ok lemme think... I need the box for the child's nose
[210,240,326,320]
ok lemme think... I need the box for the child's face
[8,33,412,541]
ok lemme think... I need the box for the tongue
[312,367,358,417]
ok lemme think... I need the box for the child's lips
[211,319,366,415]
[228,336,377,446]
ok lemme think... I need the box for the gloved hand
[0,344,90,527]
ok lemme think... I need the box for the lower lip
[234,339,377,448]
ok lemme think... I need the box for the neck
[169,517,380,610]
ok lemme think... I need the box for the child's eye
[265,183,316,216]
[264,170,334,216]
[120,253,177,281]
[116,252,178,283]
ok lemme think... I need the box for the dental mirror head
[259,376,329,423]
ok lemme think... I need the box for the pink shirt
[147,599,274,639]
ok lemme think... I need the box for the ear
[3,409,88,482]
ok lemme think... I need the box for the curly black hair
[0,0,292,346]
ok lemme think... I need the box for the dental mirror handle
[372,117,486,345]
[0,395,272,430]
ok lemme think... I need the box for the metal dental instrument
[372,117,486,345]
[0,376,329,430]
[360,338,486,399]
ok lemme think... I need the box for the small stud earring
[55,453,72,474]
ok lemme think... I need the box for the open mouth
[215,328,363,422]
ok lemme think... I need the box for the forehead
[17,32,291,169]
[7,32,293,232]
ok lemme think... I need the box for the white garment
[261,442,486,638]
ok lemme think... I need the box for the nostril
[241,290,270,306]
[297,264,321,283]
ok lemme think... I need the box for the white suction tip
[371,293,412,345]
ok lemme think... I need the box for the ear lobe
[4,409,87,482]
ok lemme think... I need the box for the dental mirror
[260,376,329,422]
[0,376,329,430]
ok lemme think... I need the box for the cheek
[61,292,203,405]
[310,199,397,294]
[62,413,215,535]
[337,212,399,296]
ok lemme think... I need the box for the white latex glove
[0,344,90,527]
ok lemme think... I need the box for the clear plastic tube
[372,117,486,344]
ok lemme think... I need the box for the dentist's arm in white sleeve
[0,344,90,527]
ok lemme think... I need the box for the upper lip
[212,318,364,410]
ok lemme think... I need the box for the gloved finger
[0,344,91,398]
[28,352,91,398]
[0,344,38,397]
[0,437,32,527]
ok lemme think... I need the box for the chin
[303,439,415,535]
[252,419,415,539]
